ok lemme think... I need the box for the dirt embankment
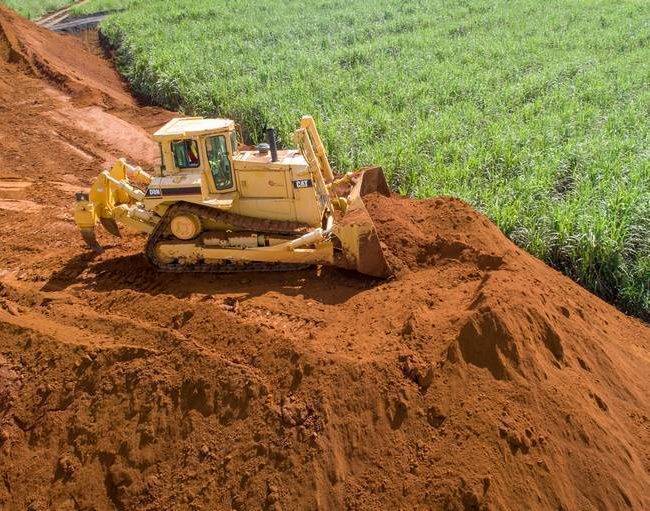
[0,7,648,511]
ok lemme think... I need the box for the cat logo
[293,179,313,189]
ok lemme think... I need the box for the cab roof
[153,117,235,140]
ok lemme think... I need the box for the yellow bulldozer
[74,115,391,276]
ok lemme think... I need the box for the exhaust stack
[266,128,278,162]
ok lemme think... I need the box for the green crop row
[71,0,650,317]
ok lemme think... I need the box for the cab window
[206,135,233,190]
[171,139,200,169]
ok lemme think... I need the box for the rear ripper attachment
[74,115,392,277]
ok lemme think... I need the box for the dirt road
[0,7,648,510]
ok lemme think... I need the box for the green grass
[81,0,649,317]
[2,0,74,19]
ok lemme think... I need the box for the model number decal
[146,187,162,197]
[293,179,313,189]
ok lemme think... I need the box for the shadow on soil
[45,252,378,306]
[41,251,99,292]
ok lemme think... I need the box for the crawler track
[145,202,312,273]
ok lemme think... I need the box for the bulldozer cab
[153,117,238,194]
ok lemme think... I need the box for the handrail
[300,115,334,184]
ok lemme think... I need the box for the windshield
[205,135,233,190]
[171,139,200,169]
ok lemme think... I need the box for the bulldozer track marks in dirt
[235,304,326,337]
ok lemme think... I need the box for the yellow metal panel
[291,186,323,226]
[235,198,296,222]
[238,170,288,198]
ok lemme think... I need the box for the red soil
[0,7,648,511]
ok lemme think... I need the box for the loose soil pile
[0,7,648,511]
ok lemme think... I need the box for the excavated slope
[0,7,648,511]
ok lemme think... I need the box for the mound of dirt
[0,6,648,511]
[365,193,510,274]
[0,6,130,107]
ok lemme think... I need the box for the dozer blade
[100,217,121,237]
[333,167,392,277]
[357,165,391,198]
[80,228,103,253]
